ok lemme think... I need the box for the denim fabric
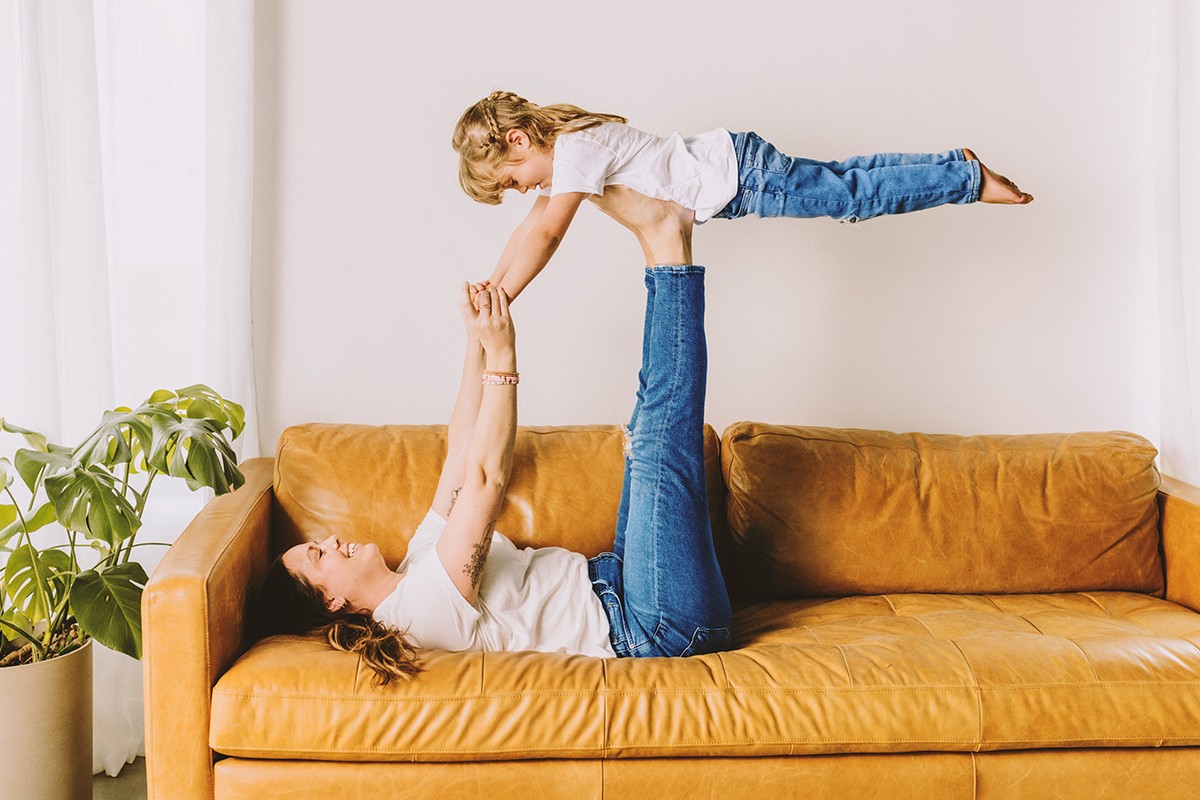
[588,266,733,659]
[710,131,981,223]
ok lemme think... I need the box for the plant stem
[0,616,45,660]
[120,469,156,565]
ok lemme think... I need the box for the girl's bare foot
[962,148,1033,204]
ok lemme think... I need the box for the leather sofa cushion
[211,592,1200,760]
[721,425,1162,599]
[271,423,727,571]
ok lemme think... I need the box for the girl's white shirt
[539,122,738,223]
[373,509,617,658]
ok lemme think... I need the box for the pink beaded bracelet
[481,370,519,385]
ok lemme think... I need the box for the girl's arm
[436,287,517,606]
[430,283,488,520]
[494,192,588,302]
[487,195,550,290]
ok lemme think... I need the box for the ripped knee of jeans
[621,424,634,459]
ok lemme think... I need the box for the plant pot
[0,638,93,800]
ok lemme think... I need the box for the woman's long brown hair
[256,552,423,685]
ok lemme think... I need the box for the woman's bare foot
[963,148,1033,204]
[589,185,694,265]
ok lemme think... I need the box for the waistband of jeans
[729,130,752,166]
[646,264,705,276]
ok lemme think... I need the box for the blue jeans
[588,266,733,659]
[710,131,981,223]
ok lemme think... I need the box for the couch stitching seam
[946,638,984,745]
[210,735,1200,757]
[210,681,1200,703]
[1065,637,1101,682]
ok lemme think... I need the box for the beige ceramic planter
[0,638,93,800]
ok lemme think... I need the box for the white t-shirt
[373,509,616,658]
[540,122,739,223]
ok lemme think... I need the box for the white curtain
[0,0,258,777]
[1153,0,1200,486]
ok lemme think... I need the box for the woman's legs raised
[612,273,656,561]
[615,265,731,658]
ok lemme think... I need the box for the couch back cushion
[721,424,1163,600]
[272,424,729,575]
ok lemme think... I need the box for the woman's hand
[460,281,484,337]
[470,286,515,354]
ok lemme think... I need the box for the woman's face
[281,534,388,613]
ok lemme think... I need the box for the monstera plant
[0,384,245,667]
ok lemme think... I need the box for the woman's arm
[494,192,588,303]
[435,287,517,606]
[430,283,488,520]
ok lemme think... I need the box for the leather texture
[212,590,1200,760]
[209,749,1200,799]
[1163,474,1200,613]
[143,458,275,800]
[721,424,1163,599]
[272,422,727,570]
[140,424,1200,799]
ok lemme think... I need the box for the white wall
[251,0,1158,454]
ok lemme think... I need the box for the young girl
[257,192,728,682]
[452,90,1033,301]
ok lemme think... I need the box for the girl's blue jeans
[587,266,733,659]
[710,131,981,223]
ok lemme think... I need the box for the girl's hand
[471,286,515,353]
[471,280,490,310]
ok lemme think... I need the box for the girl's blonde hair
[257,551,423,686]
[452,90,627,205]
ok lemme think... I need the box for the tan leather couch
[144,422,1200,799]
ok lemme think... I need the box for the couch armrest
[1161,473,1200,612]
[142,457,275,800]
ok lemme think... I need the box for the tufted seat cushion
[210,591,1200,761]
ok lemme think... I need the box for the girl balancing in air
[452,90,1033,301]
[258,189,730,682]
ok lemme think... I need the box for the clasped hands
[460,280,514,354]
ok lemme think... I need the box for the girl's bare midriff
[590,185,695,266]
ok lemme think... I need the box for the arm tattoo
[447,487,461,516]
[465,521,496,590]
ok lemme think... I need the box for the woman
[258,188,732,683]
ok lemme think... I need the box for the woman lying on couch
[258,188,732,683]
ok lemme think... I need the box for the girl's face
[281,534,388,613]
[495,129,554,194]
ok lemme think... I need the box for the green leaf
[0,607,38,647]
[146,414,245,494]
[171,385,246,439]
[3,544,69,624]
[13,446,74,497]
[0,457,11,490]
[74,408,154,469]
[0,502,58,549]
[0,419,48,453]
[70,563,148,659]
[0,504,14,529]
[44,465,141,545]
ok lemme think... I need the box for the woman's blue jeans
[588,266,733,659]
[710,131,981,223]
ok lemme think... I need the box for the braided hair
[451,90,627,205]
